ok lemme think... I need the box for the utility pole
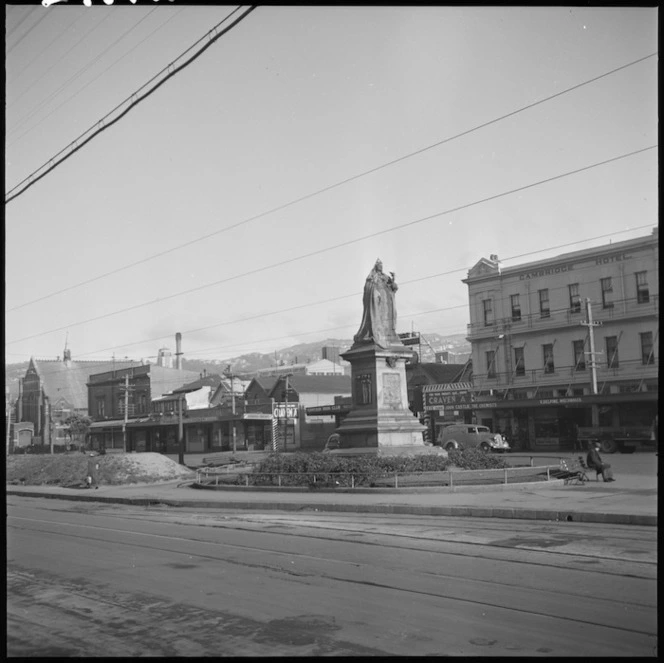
[6,387,12,457]
[283,373,293,452]
[227,365,237,456]
[122,374,129,453]
[581,298,603,427]
[178,393,185,465]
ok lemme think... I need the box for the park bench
[551,457,589,485]
[578,455,602,481]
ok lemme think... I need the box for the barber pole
[271,399,279,451]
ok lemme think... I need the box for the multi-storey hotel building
[462,228,658,451]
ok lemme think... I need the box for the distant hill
[5,333,470,399]
[216,333,471,376]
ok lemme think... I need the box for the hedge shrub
[240,449,509,487]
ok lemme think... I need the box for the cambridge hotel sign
[517,252,632,280]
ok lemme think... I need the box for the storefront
[472,392,657,451]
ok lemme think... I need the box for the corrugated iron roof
[32,359,141,410]
[172,374,224,393]
[271,374,351,396]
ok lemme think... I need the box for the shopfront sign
[423,383,475,411]
[273,404,298,419]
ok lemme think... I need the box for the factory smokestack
[175,332,182,370]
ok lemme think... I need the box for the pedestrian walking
[586,442,615,482]
[86,453,100,489]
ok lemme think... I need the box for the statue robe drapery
[353,263,400,348]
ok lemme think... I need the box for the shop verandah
[87,402,274,454]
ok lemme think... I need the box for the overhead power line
[6,9,50,56]
[6,6,37,40]
[6,51,657,311]
[77,225,656,360]
[8,11,115,110]
[5,5,258,205]
[5,145,655,346]
[9,11,88,82]
[8,7,161,140]
[8,224,655,369]
[9,8,186,147]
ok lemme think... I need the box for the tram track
[7,512,657,629]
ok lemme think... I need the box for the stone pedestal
[335,342,436,457]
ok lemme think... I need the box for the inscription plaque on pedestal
[382,373,401,407]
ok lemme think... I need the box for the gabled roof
[246,376,279,394]
[172,373,224,394]
[30,358,141,410]
[463,257,500,281]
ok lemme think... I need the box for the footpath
[7,458,657,527]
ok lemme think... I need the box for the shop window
[486,350,496,378]
[510,294,521,322]
[513,347,525,376]
[482,299,493,326]
[538,289,550,318]
[635,272,649,304]
[605,336,619,368]
[572,339,586,371]
[640,332,654,365]
[534,420,559,438]
[568,283,581,313]
[542,344,555,374]
[601,277,613,309]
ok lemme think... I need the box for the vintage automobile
[322,433,341,452]
[436,423,510,453]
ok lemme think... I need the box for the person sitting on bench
[586,442,615,482]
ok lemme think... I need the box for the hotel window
[538,289,550,318]
[640,332,654,365]
[510,294,521,322]
[482,299,493,326]
[96,397,105,418]
[573,340,586,371]
[569,283,581,313]
[513,347,525,376]
[486,350,497,378]
[542,344,555,374]
[601,277,613,309]
[636,272,649,304]
[605,336,619,368]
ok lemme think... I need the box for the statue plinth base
[335,342,436,457]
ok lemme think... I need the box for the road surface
[7,496,657,656]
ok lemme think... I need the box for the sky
[5,4,658,365]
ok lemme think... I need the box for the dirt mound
[6,453,195,487]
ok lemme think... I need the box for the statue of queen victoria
[353,259,402,349]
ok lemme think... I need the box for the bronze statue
[353,259,401,348]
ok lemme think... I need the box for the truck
[576,426,655,454]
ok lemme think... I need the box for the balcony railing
[467,294,659,339]
[473,357,658,393]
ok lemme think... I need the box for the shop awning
[88,419,126,429]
